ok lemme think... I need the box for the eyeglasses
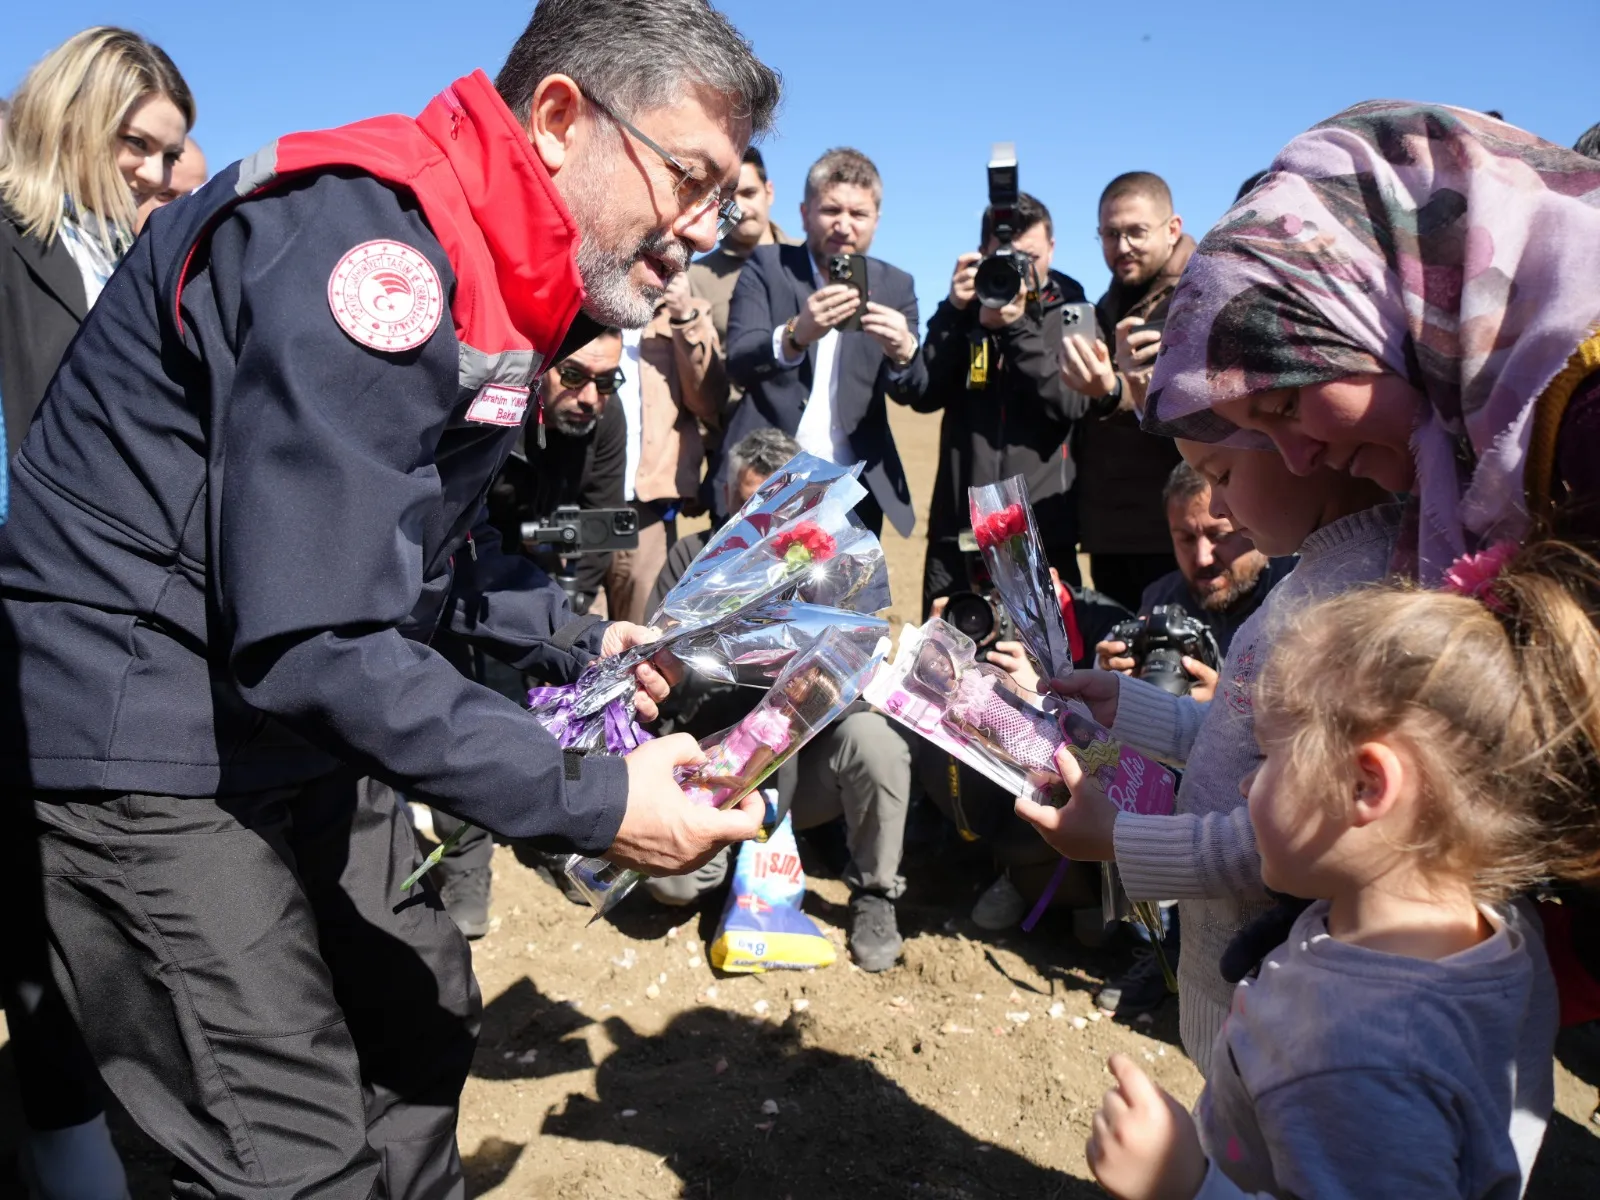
[1096,224,1154,249]
[582,90,742,239]
[555,363,625,394]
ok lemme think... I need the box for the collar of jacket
[1101,232,1198,322]
[231,70,584,389]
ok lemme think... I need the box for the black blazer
[0,204,89,457]
[718,242,928,534]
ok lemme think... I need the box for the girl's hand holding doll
[1088,1054,1207,1200]
[1013,732,1118,860]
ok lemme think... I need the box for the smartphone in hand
[828,254,868,332]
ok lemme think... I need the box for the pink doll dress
[681,706,795,809]
[947,672,1063,776]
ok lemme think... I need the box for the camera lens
[943,591,996,645]
[1139,648,1191,697]
[974,253,1024,309]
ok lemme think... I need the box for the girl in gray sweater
[1024,443,1396,1075]
[1081,542,1600,1199]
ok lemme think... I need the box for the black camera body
[941,531,1016,648]
[975,142,1032,310]
[520,506,639,555]
[1108,605,1223,697]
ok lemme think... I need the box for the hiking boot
[849,891,903,972]
[1095,948,1173,1016]
[440,865,492,940]
[971,874,1027,931]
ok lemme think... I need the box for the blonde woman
[0,25,193,455]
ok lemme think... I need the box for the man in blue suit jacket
[716,148,928,535]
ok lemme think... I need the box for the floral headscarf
[1144,100,1600,581]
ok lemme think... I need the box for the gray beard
[568,153,686,329]
[550,414,598,438]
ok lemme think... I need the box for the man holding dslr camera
[921,155,1099,615]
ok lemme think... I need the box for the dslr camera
[940,530,1015,648]
[1107,605,1223,697]
[520,506,640,613]
[974,142,1034,310]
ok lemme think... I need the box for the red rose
[773,522,836,565]
[974,503,1027,549]
[992,503,1028,542]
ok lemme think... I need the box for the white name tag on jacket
[466,383,530,427]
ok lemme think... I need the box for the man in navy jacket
[0,3,779,1195]
[716,147,927,535]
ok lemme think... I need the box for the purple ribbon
[528,684,653,754]
[1020,858,1069,933]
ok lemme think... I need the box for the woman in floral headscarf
[1143,100,1600,1027]
[1143,100,1600,584]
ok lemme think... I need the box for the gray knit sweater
[1109,504,1404,1076]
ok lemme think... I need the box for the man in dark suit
[716,148,927,535]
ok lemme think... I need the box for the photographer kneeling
[920,188,1099,614]
[1096,462,1293,701]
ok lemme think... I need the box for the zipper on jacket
[441,84,465,140]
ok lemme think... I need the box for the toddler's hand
[1087,1054,1207,1200]
[1014,733,1118,860]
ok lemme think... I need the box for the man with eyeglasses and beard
[0,1,780,1194]
[1061,171,1196,611]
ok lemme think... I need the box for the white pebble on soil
[760,1099,779,1115]
[645,983,660,1000]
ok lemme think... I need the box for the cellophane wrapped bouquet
[402,454,890,895]
[964,477,1177,982]
[532,452,890,751]
[565,624,885,915]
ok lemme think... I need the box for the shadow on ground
[541,1004,1101,1200]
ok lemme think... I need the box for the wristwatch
[783,315,804,356]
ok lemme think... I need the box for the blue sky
[5,1,1597,325]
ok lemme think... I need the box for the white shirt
[617,328,644,503]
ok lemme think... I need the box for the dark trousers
[1,806,107,1132]
[31,770,481,1199]
[923,538,1083,618]
[1088,552,1178,614]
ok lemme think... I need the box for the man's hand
[1062,333,1117,399]
[663,270,699,323]
[1014,732,1118,861]
[1086,1054,1208,1200]
[1182,657,1218,704]
[978,288,1028,331]
[599,622,676,722]
[948,251,981,309]
[607,734,765,875]
[1096,639,1137,675]
[791,283,860,348]
[1115,315,1161,416]
[985,640,1040,693]
[1045,670,1121,728]
[861,301,917,366]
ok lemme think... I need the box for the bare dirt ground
[4,404,1599,1197]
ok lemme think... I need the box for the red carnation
[974,502,1028,550]
[773,522,836,566]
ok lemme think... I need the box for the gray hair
[804,147,882,206]
[1163,460,1210,510]
[726,427,799,482]
[495,0,780,134]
